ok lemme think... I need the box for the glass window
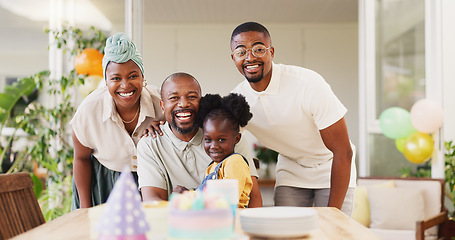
[369,0,426,176]
[375,0,425,116]
[0,4,49,91]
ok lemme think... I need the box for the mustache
[243,60,262,67]
[172,109,197,116]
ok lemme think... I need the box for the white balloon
[410,99,444,133]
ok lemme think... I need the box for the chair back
[357,177,445,215]
[0,172,45,239]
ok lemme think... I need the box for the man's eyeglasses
[232,45,271,60]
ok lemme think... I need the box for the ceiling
[91,0,358,25]
[0,0,358,28]
[0,0,357,55]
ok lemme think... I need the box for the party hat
[96,166,150,240]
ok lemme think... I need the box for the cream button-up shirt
[71,85,164,172]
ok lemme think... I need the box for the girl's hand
[173,185,189,194]
[141,120,166,138]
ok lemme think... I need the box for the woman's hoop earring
[143,79,148,87]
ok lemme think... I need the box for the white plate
[147,233,248,240]
[242,225,317,238]
[241,222,318,230]
[233,232,249,240]
[240,207,318,238]
[240,206,317,219]
[246,231,314,239]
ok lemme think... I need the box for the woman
[71,32,164,209]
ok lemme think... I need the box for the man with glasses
[230,22,356,215]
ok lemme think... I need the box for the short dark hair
[230,22,271,44]
[160,72,200,98]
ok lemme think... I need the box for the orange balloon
[74,48,104,76]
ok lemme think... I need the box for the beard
[244,69,264,83]
[171,119,198,135]
[170,110,198,135]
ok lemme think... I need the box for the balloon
[79,75,103,98]
[395,138,406,153]
[402,132,434,164]
[379,107,416,139]
[410,99,444,133]
[74,48,104,76]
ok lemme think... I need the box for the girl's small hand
[141,120,166,138]
[173,185,189,194]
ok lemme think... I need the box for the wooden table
[11,207,381,240]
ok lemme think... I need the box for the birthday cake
[168,191,234,240]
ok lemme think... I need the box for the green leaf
[30,173,43,198]
[0,93,15,110]
[0,77,37,112]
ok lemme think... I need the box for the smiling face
[160,74,201,140]
[105,59,143,110]
[231,31,274,91]
[203,118,241,163]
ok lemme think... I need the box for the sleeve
[137,136,169,191]
[222,154,253,208]
[70,103,91,148]
[234,136,258,177]
[303,71,347,130]
[205,163,215,178]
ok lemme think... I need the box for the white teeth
[176,112,191,117]
[119,91,133,97]
[246,65,259,69]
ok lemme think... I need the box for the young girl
[196,93,253,208]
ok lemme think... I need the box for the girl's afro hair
[196,93,252,128]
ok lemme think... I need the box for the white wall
[0,20,49,90]
[0,21,359,148]
[442,0,455,142]
[142,23,359,148]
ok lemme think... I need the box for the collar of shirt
[161,122,203,151]
[262,62,281,95]
[242,62,281,102]
[101,86,158,123]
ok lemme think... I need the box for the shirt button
[132,165,137,169]
[132,156,137,160]
[133,132,138,137]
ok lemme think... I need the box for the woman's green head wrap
[102,32,144,78]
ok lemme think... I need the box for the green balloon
[379,107,416,139]
[395,138,406,153]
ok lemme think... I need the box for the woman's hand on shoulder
[141,120,166,138]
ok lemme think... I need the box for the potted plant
[0,72,47,175]
[444,140,455,238]
[4,25,107,221]
[253,144,278,179]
